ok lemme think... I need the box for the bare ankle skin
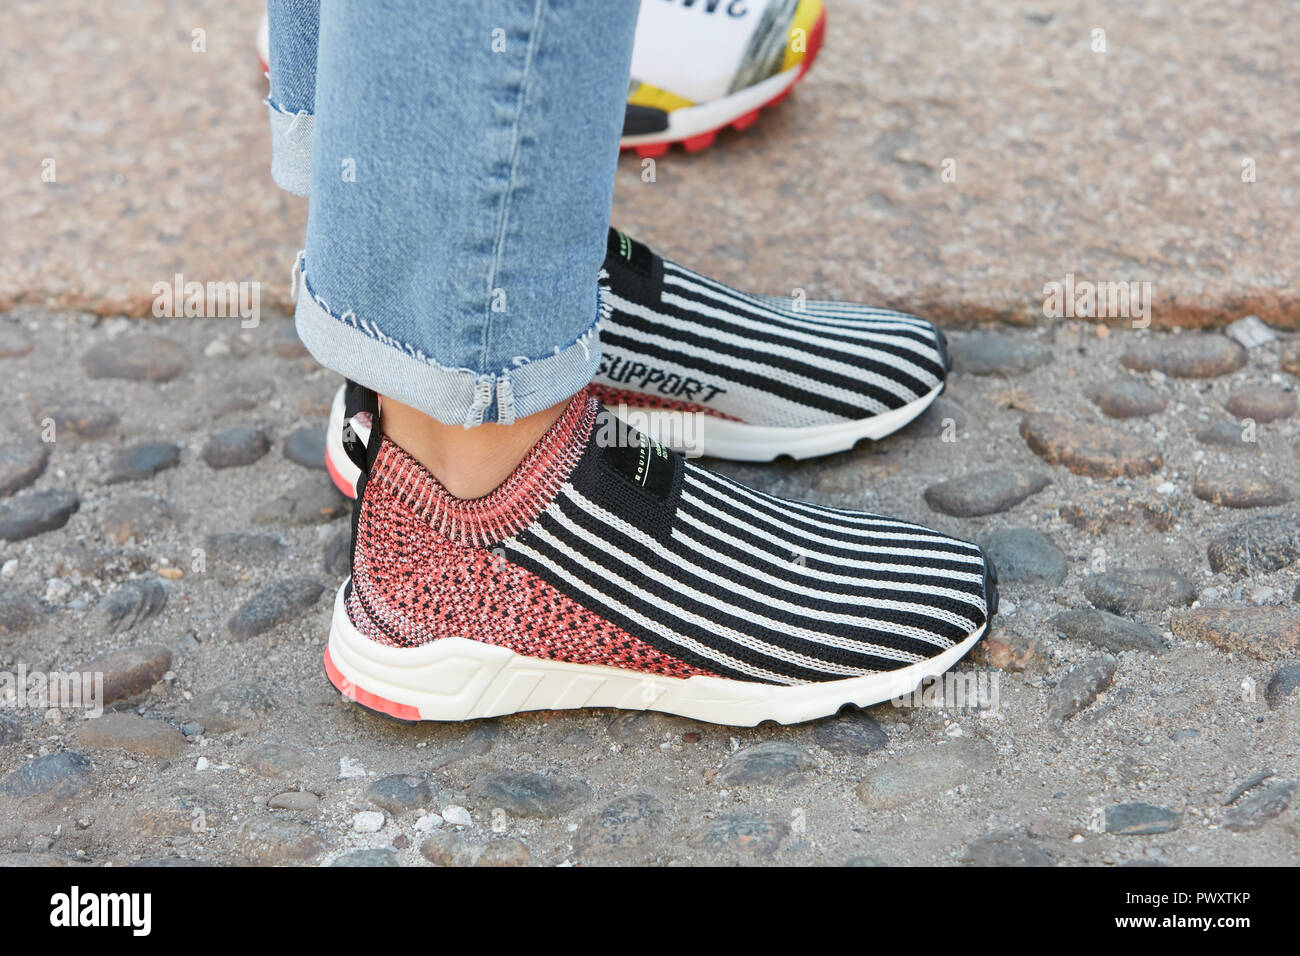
[380,396,569,499]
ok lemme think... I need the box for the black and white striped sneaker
[322,229,951,496]
[593,229,952,461]
[325,386,997,727]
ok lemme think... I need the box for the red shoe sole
[624,7,826,158]
[324,645,421,722]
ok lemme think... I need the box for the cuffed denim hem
[293,259,603,428]
[266,98,314,197]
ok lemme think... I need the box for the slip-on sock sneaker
[322,229,951,496]
[324,383,996,727]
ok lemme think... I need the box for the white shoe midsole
[327,582,985,727]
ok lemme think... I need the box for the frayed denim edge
[292,256,604,428]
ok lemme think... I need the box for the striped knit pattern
[348,405,990,687]
[594,230,949,429]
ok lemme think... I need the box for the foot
[323,229,951,497]
[324,386,996,727]
[257,0,826,155]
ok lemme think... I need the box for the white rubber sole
[325,582,986,727]
[625,382,944,462]
[619,66,802,149]
[323,378,943,497]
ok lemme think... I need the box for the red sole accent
[627,7,826,158]
[324,646,421,722]
[325,443,359,500]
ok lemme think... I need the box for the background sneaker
[325,387,996,726]
[622,0,825,155]
[257,0,825,155]
[321,227,951,496]
[592,229,951,461]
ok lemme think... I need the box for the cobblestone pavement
[1,310,1296,866]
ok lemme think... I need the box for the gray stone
[237,817,329,866]
[0,488,79,541]
[718,741,816,786]
[1020,413,1163,479]
[1083,568,1198,615]
[812,710,889,755]
[1193,471,1291,509]
[688,814,788,858]
[951,333,1051,376]
[81,644,172,705]
[1265,663,1300,708]
[475,769,592,819]
[333,849,399,867]
[0,593,40,635]
[367,774,433,815]
[1104,802,1181,835]
[475,838,530,867]
[1048,655,1118,722]
[191,681,275,734]
[856,739,996,809]
[977,528,1068,586]
[101,579,168,633]
[1120,335,1247,378]
[0,328,33,358]
[83,335,187,382]
[963,830,1054,865]
[1050,609,1165,654]
[1224,314,1277,349]
[0,752,92,799]
[1091,380,1167,418]
[203,531,287,571]
[323,528,350,577]
[1170,607,1300,660]
[923,469,1050,517]
[0,714,22,745]
[252,478,347,526]
[1207,515,1300,577]
[1223,781,1295,832]
[242,741,310,778]
[843,854,890,866]
[104,441,181,483]
[228,575,324,640]
[1225,386,1297,423]
[284,427,326,470]
[0,443,49,497]
[575,792,666,861]
[30,398,119,438]
[76,714,184,758]
[268,790,320,811]
[99,495,175,543]
[420,831,476,867]
[1196,421,1258,448]
[912,395,969,439]
[201,425,270,470]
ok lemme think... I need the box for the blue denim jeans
[267,0,639,426]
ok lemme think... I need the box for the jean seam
[480,0,548,375]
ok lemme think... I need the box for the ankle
[380,396,570,499]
